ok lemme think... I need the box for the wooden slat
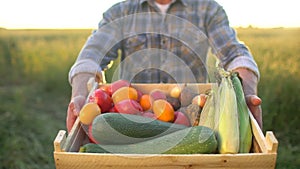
[132,83,181,95]
[53,130,66,152]
[54,152,277,169]
[100,83,213,95]
[63,118,86,152]
[249,111,268,153]
[266,131,278,153]
[136,83,212,95]
[252,138,262,153]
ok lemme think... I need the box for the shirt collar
[140,0,187,7]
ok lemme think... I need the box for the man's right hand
[66,95,86,132]
[66,73,101,132]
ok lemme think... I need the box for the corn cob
[216,70,239,154]
[199,84,218,130]
[231,72,253,153]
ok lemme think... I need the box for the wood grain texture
[53,130,66,152]
[116,83,211,96]
[266,131,278,153]
[249,111,270,154]
[53,152,277,169]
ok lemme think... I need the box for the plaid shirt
[69,0,259,83]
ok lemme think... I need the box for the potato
[179,104,201,126]
[179,87,198,107]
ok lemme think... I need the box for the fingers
[246,95,262,106]
[71,95,86,116]
[245,95,263,129]
[66,95,86,132]
[67,102,77,132]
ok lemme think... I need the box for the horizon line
[1,25,300,30]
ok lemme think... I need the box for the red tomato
[91,89,113,113]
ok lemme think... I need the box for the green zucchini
[92,113,187,144]
[81,126,217,154]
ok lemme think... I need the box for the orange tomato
[112,86,138,104]
[140,94,152,111]
[152,99,175,122]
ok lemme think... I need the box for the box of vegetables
[53,70,278,169]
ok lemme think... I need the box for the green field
[0,28,299,169]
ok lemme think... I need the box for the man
[67,0,262,132]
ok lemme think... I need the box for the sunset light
[0,0,299,29]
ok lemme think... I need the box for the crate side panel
[131,83,212,95]
[54,153,277,169]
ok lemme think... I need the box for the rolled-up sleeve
[206,1,260,79]
[68,58,102,84]
[226,55,260,78]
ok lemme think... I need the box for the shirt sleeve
[68,4,123,84]
[205,1,260,79]
[68,59,102,84]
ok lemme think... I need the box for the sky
[0,0,299,29]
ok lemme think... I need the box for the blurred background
[0,0,299,168]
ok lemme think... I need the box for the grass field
[0,28,299,169]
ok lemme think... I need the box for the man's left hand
[234,68,263,129]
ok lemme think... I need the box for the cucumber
[92,113,187,144]
[81,126,217,154]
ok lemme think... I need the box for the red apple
[91,89,113,113]
[110,79,131,95]
[174,111,191,127]
[115,99,143,115]
[99,84,112,96]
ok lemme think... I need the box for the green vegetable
[92,113,187,144]
[81,126,218,154]
[231,72,253,153]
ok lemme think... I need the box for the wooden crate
[53,83,278,169]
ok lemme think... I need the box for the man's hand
[245,95,262,128]
[67,95,86,132]
[66,73,101,132]
[234,68,263,129]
